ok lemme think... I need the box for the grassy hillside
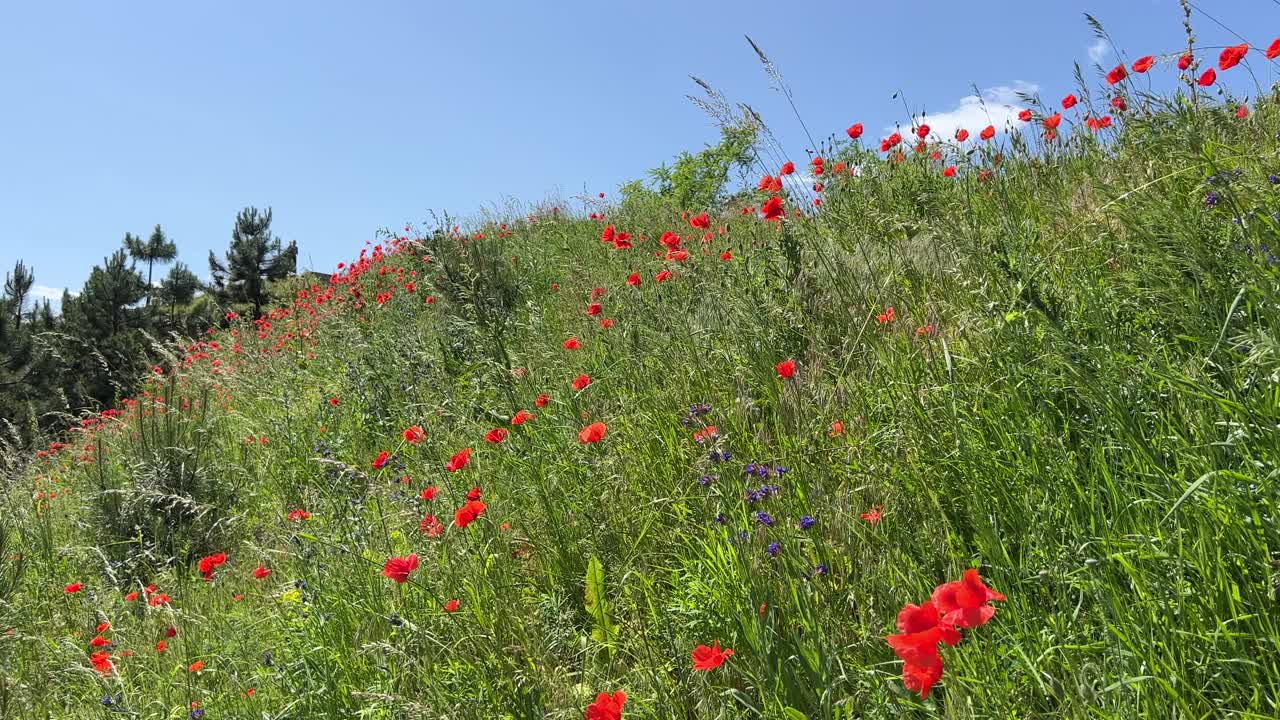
[5,50,1280,719]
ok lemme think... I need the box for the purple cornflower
[767,541,781,557]
[1205,191,1220,208]
[755,511,775,527]
[799,515,816,530]
[714,513,728,525]
[814,564,829,575]
[698,474,717,487]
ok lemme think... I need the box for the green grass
[4,67,1280,719]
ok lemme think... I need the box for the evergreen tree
[63,250,149,408]
[124,225,178,307]
[208,207,297,317]
[0,261,62,443]
[157,261,201,326]
[3,260,33,328]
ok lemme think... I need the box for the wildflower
[720,250,733,261]
[1061,94,1077,109]
[420,485,438,500]
[443,599,460,613]
[931,569,1005,627]
[829,421,844,436]
[1106,63,1127,85]
[585,691,627,720]
[915,124,930,138]
[1198,68,1217,86]
[148,593,171,606]
[1238,105,1250,119]
[453,500,487,528]
[125,591,138,602]
[578,421,607,444]
[980,125,995,141]
[572,374,591,391]
[626,272,641,286]
[1043,113,1062,130]
[420,514,444,536]
[861,505,883,523]
[942,166,956,178]
[775,359,796,379]
[1178,53,1193,70]
[64,582,82,594]
[485,428,508,444]
[563,337,581,350]
[90,635,110,647]
[445,447,472,472]
[1219,42,1248,71]
[382,554,419,583]
[1111,95,1127,111]
[767,541,781,557]
[1205,191,1220,208]
[156,640,167,653]
[761,196,784,220]
[328,397,339,406]
[253,566,271,579]
[814,564,829,575]
[846,122,863,139]
[1132,55,1154,73]
[779,161,795,176]
[287,508,310,522]
[97,622,110,633]
[371,450,390,470]
[1269,38,1280,60]
[197,552,227,581]
[586,303,603,316]
[689,213,710,229]
[691,642,734,671]
[755,511,775,527]
[535,393,550,408]
[954,127,969,142]
[402,426,425,444]
[90,651,115,675]
[188,660,206,673]
[655,269,671,282]
[799,515,816,530]
[1017,109,1032,122]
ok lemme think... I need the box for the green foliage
[208,206,298,317]
[625,119,758,212]
[583,555,617,648]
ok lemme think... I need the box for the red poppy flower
[1178,53,1193,70]
[197,552,227,581]
[915,124,930,139]
[626,272,642,287]
[1111,95,1127,111]
[253,566,271,579]
[1061,94,1077,109]
[756,174,774,191]
[776,359,796,378]
[64,582,82,594]
[861,505,883,523]
[846,122,863,139]
[148,593,171,606]
[1219,42,1248,71]
[97,622,110,633]
[288,508,310,522]
[1268,38,1280,60]
[954,128,969,141]
[1106,63,1127,85]
[779,161,795,176]
[90,651,114,675]
[666,249,689,261]
[829,421,844,436]
[689,213,710,229]
[453,499,486,528]
[535,393,550,408]
[90,634,110,647]
[1017,109,1032,122]
[720,250,732,261]
[902,655,943,699]
[371,450,390,469]
[443,599,460,613]
[1198,68,1217,86]
[485,428,508,444]
[1043,113,1062,130]
[155,640,167,653]
[931,569,1005,628]
[420,514,444,536]
[563,337,581,350]
[1132,55,1155,73]
[511,410,533,425]
[124,591,138,601]
[445,448,472,472]
[884,601,961,665]
[571,374,591,391]
[599,318,614,329]
[420,485,438,500]
[585,691,627,720]
[578,421,607,444]
[980,125,995,140]
[654,270,672,282]
[586,303,603,317]
[466,487,482,501]
[600,225,615,243]
[691,642,734,671]
[329,396,340,405]
[942,166,957,178]
[1237,105,1249,119]
[188,660,206,673]
[402,425,425,444]
[382,554,419,583]
[761,196,784,220]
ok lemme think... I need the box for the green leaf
[584,555,617,648]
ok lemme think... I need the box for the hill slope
[6,66,1280,719]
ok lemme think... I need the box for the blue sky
[1,0,1273,304]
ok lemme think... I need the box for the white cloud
[1087,38,1109,64]
[896,82,1039,143]
[31,285,71,301]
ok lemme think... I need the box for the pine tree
[63,250,149,408]
[3,260,33,328]
[208,207,297,317]
[157,262,201,326]
[124,225,178,307]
